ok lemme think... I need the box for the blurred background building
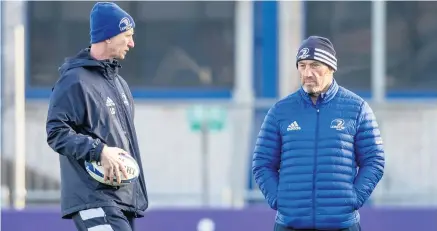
[1,1,437,231]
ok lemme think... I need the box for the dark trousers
[274,222,361,231]
[72,206,135,231]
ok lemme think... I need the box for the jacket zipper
[113,76,148,216]
[108,77,138,216]
[313,106,320,227]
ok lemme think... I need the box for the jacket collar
[299,78,339,106]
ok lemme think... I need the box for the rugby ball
[84,154,140,186]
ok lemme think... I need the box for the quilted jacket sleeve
[252,106,281,210]
[354,101,385,208]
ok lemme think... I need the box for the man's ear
[106,39,111,44]
[329,67,336,74]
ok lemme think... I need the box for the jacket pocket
[272,188,280,211]
[352,188,360,210]
[270,197,278,210]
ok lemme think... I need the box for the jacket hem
[275,212,360,229]
[61,201,121,219]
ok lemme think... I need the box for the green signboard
[187,105,227,132]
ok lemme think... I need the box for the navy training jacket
[252,80,385,229]
[46,48,148,218]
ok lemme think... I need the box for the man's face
[297,60,333,94]
[107,28,135,60]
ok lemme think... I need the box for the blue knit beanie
[90,2,135,44]
[296,36,337,71]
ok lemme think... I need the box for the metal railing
[1,100,437,208]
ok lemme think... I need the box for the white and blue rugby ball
[85,154,140,186]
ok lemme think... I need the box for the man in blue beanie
[46,2,146,231]
[252,36,385,231]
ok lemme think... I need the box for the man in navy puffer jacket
[252,36,385,231]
